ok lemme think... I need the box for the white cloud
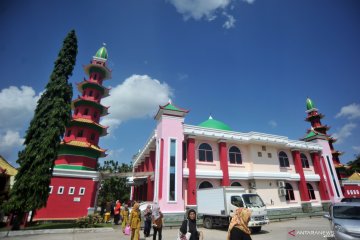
[106,148,125,161]
[336,103,360,120]
[268,120,277,128]
[353,146,360,153]
[223,12,236,29]
[0,86,41,131]
[177,73,189,81]
[332,123,357,144]
[0,130,24,162]
[101,74,173,130]
[0,86,40,164]
[168,0,231,20]
[167,0,254,28]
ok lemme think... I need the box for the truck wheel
[203,217,213,229]
[251,226,261,233]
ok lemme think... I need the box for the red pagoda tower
[35,46,111,220]
[303,97,345,201]
[304,98,344,169]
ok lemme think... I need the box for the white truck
[197,187,269,232]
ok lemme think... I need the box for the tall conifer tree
[5,30,78,217]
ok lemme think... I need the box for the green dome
[199,116,232,131]
[95,46,108,60]
[306,97,315,110]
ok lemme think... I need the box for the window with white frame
[285,183,295,201]
[229,146,242,164]
[49,186,53,194]
[279,151,290,167]
[69,187,75,195]
[307,183,316,200]
[199,181,213,189]
[57,186,64,194]
[79,187,85,195]
[169,139,176,201]
[198,143,213,162]
[301,153,310,168]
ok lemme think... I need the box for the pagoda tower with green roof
[302,97,344,201]
[35,46,112,220]
[304,97,343,167]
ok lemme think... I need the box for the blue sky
[1,0,360,166]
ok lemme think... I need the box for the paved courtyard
[3,217,332,240]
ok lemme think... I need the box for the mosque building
[129,98,345,220]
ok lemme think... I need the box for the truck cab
[197,187,269,233]
[228,193,269,232]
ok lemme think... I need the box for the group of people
[121,202,163,240]
[108,200,252,240]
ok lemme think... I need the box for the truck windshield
[242,194,265,208]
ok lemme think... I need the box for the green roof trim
[54,165,95,171]
[164,103,182,111]
[72,99,108,116]
[58,145,101,159]
[69,120,106,136]
[304,131,317,139]
[95,46,108,60]
[79,81,106,95]
[306,98,315,110]
[199,116,232,131]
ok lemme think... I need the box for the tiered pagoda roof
[77,80,110,98]
[71,97,109,116]
[59,139,107,158]
[69,118,108,136]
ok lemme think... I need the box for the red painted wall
[292,150,310,202]
[187,138,196,205]
[343,185,360,198]
[219,142,230,186]
[35,176,98,220]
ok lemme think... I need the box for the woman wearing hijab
[227,208,252,240]
[120,204,129,233]
[143,204,152,237]
[179,209,203,240]
[129,202,141,240]
[152,204,164,240]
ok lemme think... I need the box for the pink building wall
[156,115,185,212]
[315,139,343,202]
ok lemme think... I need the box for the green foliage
[5,30,78,213]
[97,160,131,204]
[75,213,103,228]
[346,154,360,176]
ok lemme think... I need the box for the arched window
[66,130,72,137]
[307,183,316,200]
[198,143,213,162]
[301,153,310,168]
[285,183,295,201]
[89,90,93,97]
[279,151,289,167]
[229,146,242,164]
[199,181,213,189]
[84,108,89,115]
[93,74,97,80]
[231,182,242,187]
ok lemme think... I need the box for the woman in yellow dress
[120,204,129,233]
[129,202,141,240]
